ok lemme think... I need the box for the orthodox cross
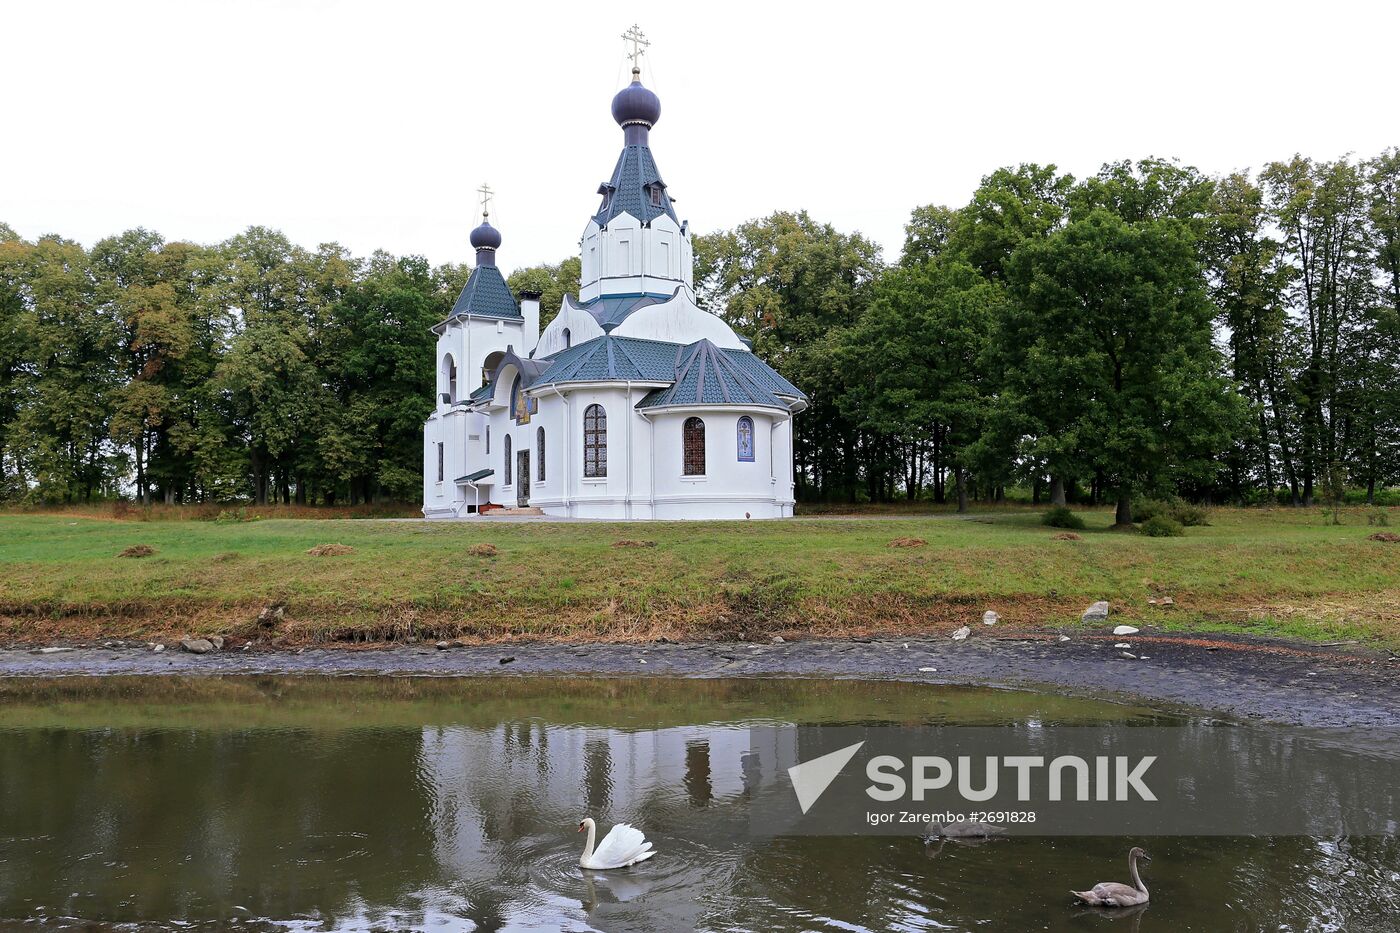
[477,182,494,220]
[621,25,649,72]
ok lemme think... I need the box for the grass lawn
[0,507,1397,646]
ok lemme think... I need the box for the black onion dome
[611,73,661,128]
[469,220,501,250]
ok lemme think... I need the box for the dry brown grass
[1053,532,1083,541]
[887,537,927,548]
[466,543,498,557]
[117,545,155,558]
[306,544,355,556]
[1368,532,1400,543]
[612,539,657,548]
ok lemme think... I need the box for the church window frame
[504,434,512,486]
[563,327,571,349]
[736,416,755,462]
[583,404,607,478]
[683,417,706,476]
[649,185,663,207]
[537,427,546,483]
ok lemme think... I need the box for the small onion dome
[469,219,501,250]
[611,70,661,128]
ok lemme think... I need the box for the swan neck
[1129,852,1147,894]
[582,820,596,862]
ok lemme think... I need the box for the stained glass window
[737,416,755,462]
[584,404,607,478]
[504,434,512,486]
[683,417,706,476]
[537,427,546,482]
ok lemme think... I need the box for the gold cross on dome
[621,25,649,72]
[476,182,494,219]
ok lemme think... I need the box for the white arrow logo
[787,741,864,814]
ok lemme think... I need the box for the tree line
[1,149,1396,510]
[695,152,1400,515]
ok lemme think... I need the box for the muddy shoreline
[2,631,1397,728]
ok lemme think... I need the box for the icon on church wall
[513,381,536,424]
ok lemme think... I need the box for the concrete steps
[485,507,545,517]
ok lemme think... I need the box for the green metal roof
[594,145,677,228]
[636,339,789,410]
[454,468,494,483]
[720,347,805,399]
[533,335,678,385]
[449,265,521,320]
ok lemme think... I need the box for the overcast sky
[6,0,1397,272]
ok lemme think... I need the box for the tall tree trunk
[955,466,969,514]
[1115,491,1133,527]
[1050,475,1066,507]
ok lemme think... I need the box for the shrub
[1131,498,1168,523]
[1140,515,1184,537]
[1041,507,1085,530]
[1132,497,1209,527]
[1170,502,1210,527]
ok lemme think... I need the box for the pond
[0,676,1396,931]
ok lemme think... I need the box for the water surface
[0,676,1395,931]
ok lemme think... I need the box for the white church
[422,37,806,520]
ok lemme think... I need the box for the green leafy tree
[507,256,581,332]
[695,211,883,501]
[1006,207,1242,524]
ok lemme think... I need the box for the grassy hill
[0,506,1396,646]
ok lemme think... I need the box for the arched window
[537,427,546,482]
[583,404,607,478]
[683,417,706,476]
[563,327,572,349]
[504,434,512,485]
[737,416,755,462]
[441,354,458,404]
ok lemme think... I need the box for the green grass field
[0,507,1396,646]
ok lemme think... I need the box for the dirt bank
[1,631,1396,728]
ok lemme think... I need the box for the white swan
[1071,846,1151,907]
[577,817,655,870]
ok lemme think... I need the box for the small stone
[1082,601,1110,622]
[152,644,166,653]
[179,638,214,654]
[208,636,225,650]
[436,641,450,650]
[1120,651,1138,660]
[771,635,785,643]
[1160,597,1174,606]
[1113,625,1140,636]
[951,626,971,641]
[918,667,938,673]
[1115,642,1132,649]
[257,603,286,628]
[37,647,74,654]
[1058,635,1071,642]
[499,656,515,665]
[240,644,251,652]
[982,611,999,626]
[639,659,648,664]
[1148,598,1158,605]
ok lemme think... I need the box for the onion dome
[470,219,501,251]
[611,69,661,129]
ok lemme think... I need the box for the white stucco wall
[578,214,694,303]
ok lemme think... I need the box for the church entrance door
[517,451,530,507]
